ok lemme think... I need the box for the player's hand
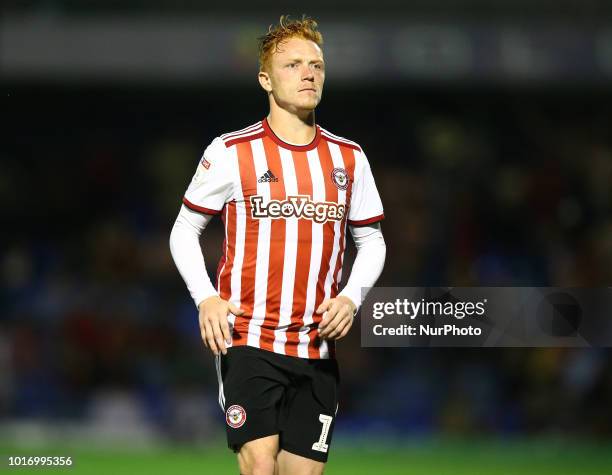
[316,296,357,340]
[198,296,244,356]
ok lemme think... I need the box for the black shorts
[216,345,340,463]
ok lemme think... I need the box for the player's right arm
[169,137,243,356]
[170,205,243,355]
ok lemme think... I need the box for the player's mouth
[299,88,317,92]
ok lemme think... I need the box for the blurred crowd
[1,85,611,442]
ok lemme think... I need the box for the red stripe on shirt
[217,202,236,300]
[348,214,385,226]
[285,150,313,357]
[232,141,259,346]
[308,140,339,357]
[332,145,356,296]
[182,197,222,215]
[259,137,287,352]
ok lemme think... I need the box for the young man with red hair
[170,15,386,475]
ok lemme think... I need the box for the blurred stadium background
[2,1,612,473]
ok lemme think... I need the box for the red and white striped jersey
[182,118,384,359]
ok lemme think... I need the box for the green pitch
[2,438,611,474]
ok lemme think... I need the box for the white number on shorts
[312,414,333,453]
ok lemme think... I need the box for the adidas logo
[258,169,279,183]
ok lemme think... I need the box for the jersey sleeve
[182,137,233,215]
[347,149,385,226]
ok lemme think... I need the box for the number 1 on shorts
[312,414,333,453]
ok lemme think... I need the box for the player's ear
[258,70,272,93]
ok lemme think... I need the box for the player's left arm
[317,223,386,340]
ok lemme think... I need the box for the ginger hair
[258,15,323,72]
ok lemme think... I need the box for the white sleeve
[337,223,386,310]
[182,137,234,215]
[169,204,218,308]
[348,149,384,226]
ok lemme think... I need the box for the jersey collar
[262,117,321,152]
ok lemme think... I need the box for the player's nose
[301,65,315,80]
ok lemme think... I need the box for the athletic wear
[170,207,385,309]
[169,208,217,306]
[170,118,386,462]
[218,345,339,462]
[336,222,386,308]
[178,118,384,359]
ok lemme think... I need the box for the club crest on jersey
[226,404,246,429]
[250,195,346,223]
[331,168,349,190]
